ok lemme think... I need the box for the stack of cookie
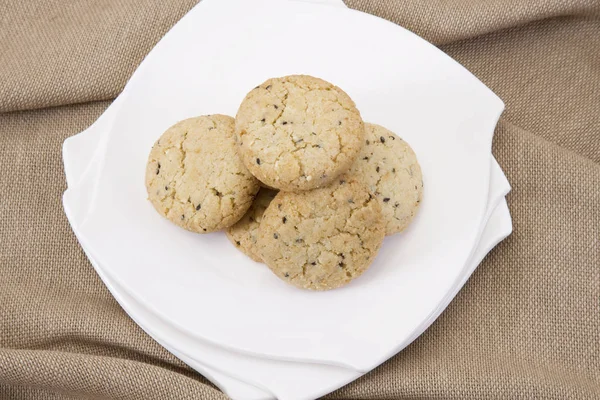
[146,75,422,291]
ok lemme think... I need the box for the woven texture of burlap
[1,0,599,398]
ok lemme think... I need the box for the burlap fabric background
[1,0,599,398]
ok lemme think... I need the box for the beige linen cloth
[1,0,599,398]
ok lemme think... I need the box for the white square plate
[64,0,504,372]
[62,2,511,398]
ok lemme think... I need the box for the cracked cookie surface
[145,115,260,233]
[256,175,385,290]
[226,188,277,262]
[348,123,423,235]
[235,75,364,191]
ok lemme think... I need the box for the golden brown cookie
[226,188,277,262]
[348,123,423,235]
[145,115,260,233]
[235,75,364,191]
[257,175,385,290]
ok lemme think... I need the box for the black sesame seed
[196,204,201,211]
[284,272,289,278]
[256,158,261,165]
[392,168,396,173]
[394,202,400,208]
[273,105,278,109]
[338,262,345,268]
[338,121,342,125]
[415,185,418,190]
[380,136,385,143]
[282,217,287,224]
[165,186,168,190]
[311,132,317,135]
[282,121,288,125]
[383,198,390,202]
[181,215,185,220]
[311,262,316,266]
[295,238,304,243]
[273,233,279,239]
[203,228,207,232]
[294,138,304,143]
[261,118,265,123]
[156,163,161,175]
[390,135,395,140]
[236,241,241,246]
[366,140,370,145]
[376,166,380,173]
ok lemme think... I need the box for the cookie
[256,175,385,290]
[235,75,365,191]
[226,188,277,262]
[145,115,260,233]
[347,123,423,235]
